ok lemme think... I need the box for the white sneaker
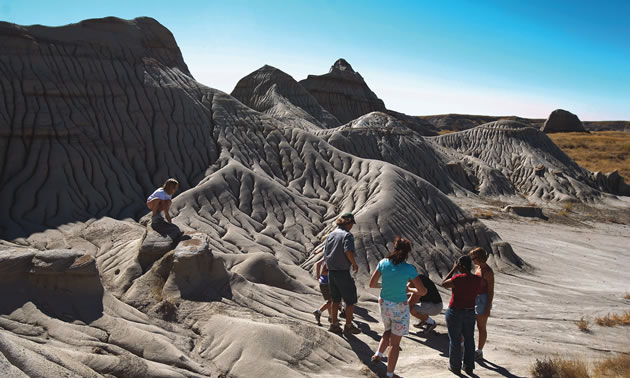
[424,322,437,333]
[475,349,483,361]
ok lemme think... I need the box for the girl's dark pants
[445,307,476,371]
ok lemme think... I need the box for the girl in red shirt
[442,255,482,375]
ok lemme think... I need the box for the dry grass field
[547,131,630,180]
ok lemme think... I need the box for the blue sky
[1,0,629,120]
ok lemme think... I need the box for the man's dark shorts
[328,270,358,305]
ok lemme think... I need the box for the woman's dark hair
[457,255,473,272]
[386,236,411,265]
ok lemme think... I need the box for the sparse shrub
[531,357,556,378]
[531,356,590,378]
[563,201,574,212]
[151,285,164,301]
[576,316,590,332]
[593,353,630,378]
[623,293,630,300]
[473,209,494,219]
[155,297,178,322]
[558,201,575,217]
[594,311,630,327]
[532,353,630,378]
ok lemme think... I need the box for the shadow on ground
[477,359,525,378]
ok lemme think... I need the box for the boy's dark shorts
[328,270,358,305]
[319,284,331,300]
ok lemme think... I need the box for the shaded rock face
[591,170,630,196]
[299,58,386,124]
[541,109,586,133]
[231,65,341,129]
[138,221,184,271]
[0,249,104,322]
[503,205,547,219]
[0,17,217,240]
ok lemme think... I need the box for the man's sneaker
[343,323,361,335]
[475,349,483,361]
[328,323,343,334]
[312,310,321,325]
[413,320,427,329]
[424,322,437,333]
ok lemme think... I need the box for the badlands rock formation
[299,58,386,124]
[231,65,341,130]
[541,108,586,133]
[0,17,217,240]
[432,120,612,202]
[300,59,438,136]
[0,16,627,378]
[421,113,629,132]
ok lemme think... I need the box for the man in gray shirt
[324,212,361,335]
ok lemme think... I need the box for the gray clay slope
[432,120,628,200]
[230,64,341,130]
[0,17,528,377]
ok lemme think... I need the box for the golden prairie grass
[531,356,590,378]
[594,311,630,327]
[531,353,630,378]
[548,131,630,180]
[593,353,630,378]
